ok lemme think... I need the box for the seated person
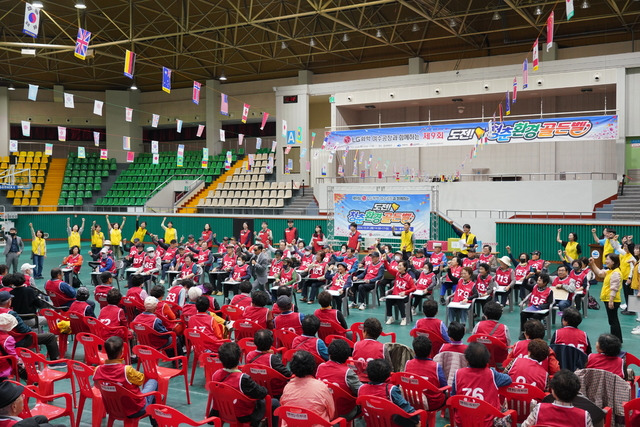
[291,314,328,361]
[272,296,303,335]
[472,301,511,347]
[440,256,461,305]
[132,297,173,354]
[352,318,390,380]
[68,287,97,318]
[166,279,188,307]
[63,245,83,275]
[494,256,515,306]
[246,329,291,377]
[187,296,225,340]
[474,262,495,312]
[504,319,560,376]
[149,285,181,334]
[6,273,46,328]
[586,333,625,379]
[316,339,362,418]
[125,274,149,307]
[199,282,221,312]
[230,281,253,311]
[452,343,512,426]
[181,287,202,321]
[97,288,130,340]
[519,273,553,334]
[438,321,467,354]
[382,260,416,326]
[325,262,352,310]
[0,313,23,379]
[358,359,418,427]
[242,291,274,329]
[350,252,385,311]
[281,351,335,422]
[94,272,114,307]
[411,262,436,315]
[404,336,447,409]
[44,268,76,307]
[271,286,297,316]
[0,379,67,427]
[447,266,477,325]
[210,342,272,427]
[550,308,592,354]
[413,300,450,349]
[314,291,349,331]
[552,265,576,311]
[507,338,550,391]
[522,369,593,427]
[93,337,159,425]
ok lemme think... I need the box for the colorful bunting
[547,11,554,51]
[271,140,277,153]
[505,92,510,116]
[21,120,29,136]
[23,3,40,38]
[162,67,171,93]
[202,147,209,160]
[123,136,131,150]
[74,28,91,60]
[533,38,539,71]
[305,161,311,172]
[125,108,133,122]
[296,127,303,143]
[220,93,229,115]
[190,81,201,105]
[152,153,159,164]
[197,124,204,137]
[260,112,269,130]
[311,132,316,146]
[238,134,244,146]
[300,148,307,158]
[284,146,292,155]
[523,59,529,89]
[93,131,100,146]
[78,146,85,159]
[512,77,517,103]
[100,149,108,160]
[176,119,183,133]
[28,84,38,101]
[127,152,135,163]
[93,100,103,116]
[151,140,159,154]
[9,140,18,152]
[321,166,327,176]
[219,129,225,141]
[151,114,159,128]
[256,138,262,149]
[124,50,136,78]
[566,0,574,20]
[241,103,250,123]
[282,120,287,137]
[45,143,53,156]
[58,126,66,142]
[64,93,74,108]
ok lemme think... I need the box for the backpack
[588,295,600,310]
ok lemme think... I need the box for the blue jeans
[33,254,44,278]
[557,300,571,311]
[440,282,456,297]
[128,379,159,418]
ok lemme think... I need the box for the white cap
[499,256,512,267]
[0,313,18,331]
[144,296,159,311]
[103,240,111,246]
[100,247,109,254]
[433,243,442,248]
[20,263,35,271]
[146,246,155,252]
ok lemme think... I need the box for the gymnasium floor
[21,242,640,427]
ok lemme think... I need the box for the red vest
[534,402,590,427]
[194,249,210,264]
[314,308,341,327]
[269,259,283,277]
[363,262,383,281]
[291,335,322,359]
[554,327,589,353]
[273,312,303,335]
[508,357,548,390]
[529,259,544,272]
[258,229,272,247]
[100,257,117,273]
[353,339,384,363]
[188,313,221,338]
[132,251,145,268]
[246,351,273,367]
[272,303,296,317]
[570,269,589,292]
[299,254,314,269]
[347,231,360,249]
[454,367,500,426]
[162,247,177,261]
[45,279,75,305]
[93,363,144,414]
[231,264,249,281]
[239,230,252,247]
[474,320,508,346]
[358,383,394,401]
[278,268,294,285]
[361,255,372,268]
[0,419,17,427]
[515,265,529,283]
[179,263,197,281]
[494,268,513,286]
[221,254,236,270]
[99,305,127,328]
[181,303,197,322]
[447,266,462,280]
[284,227,297,244]
[141,256,157,273]
[479,254,493,263]
[231,294,252,311]
[404,358,446,408]
[316,361,354,415]
[529,286,552,306]
[452,280,475,302]
[416,272,434,291]
[462,258,478,270]
[328,273,349,291]
[429,252,446,267]
[415,318,445,339]
[587,353,625,378]
[410,256,427,270]
[0,332,14,374]
[166,285,184,305]
[201,231,213,247]
[132,313,168,348]
[126,286,145,306]
[65,254,83,273]
[392,273,416,295]
[309,262,327,279]
[439,343,467,354]
[553,276,574,301]
[69,300,90,316]
[475,275,493,294]
[210,369,255,417]
[243,306,270,328]
[312,233,324,253]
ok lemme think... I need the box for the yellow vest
[631,263,640,291]
[601,268,622,303]
[564,241,580,261]
[460,232,476,255]
[400,231,414,253]
[110,228,122,246]
[620,252,633,281]
[164,228,178,244]
[603,239,615,262]
[91,231,104,248]
[132,227,146,242]
[68,231,80,248]
[31,237,46,256]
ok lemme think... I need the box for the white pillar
[0,88,9,157]
[206,80,222,155]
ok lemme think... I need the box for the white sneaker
[400,318,407,326]
[159,279,165,285]
[411,307,417,316]
[631,326,640,335]
[621,304,628,311]
[386,317,394,325]
[379,296,387,302]
[358,303,366,310]
[350,302,358,309]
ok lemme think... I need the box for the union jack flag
[74,28,91,60]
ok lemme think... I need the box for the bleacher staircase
[178,159,245,214]
[39,158,66,211]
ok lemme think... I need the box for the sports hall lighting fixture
[342,33,350,42]
[75,0,86,9]
[411,23,420,32]
[130,81,138,90]
[281,41,288,49]
[581,0,590,8]
[219,71,227,81]
[449,18,457,28]
[534,6,542,16]
[309,37,316,47]
[8,84,15,91]
[32,0,43,8]
[376,29,383,38]
[492,11,501,21]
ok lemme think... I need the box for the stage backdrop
[333,193,430,239]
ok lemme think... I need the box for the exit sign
[283,95,298,104]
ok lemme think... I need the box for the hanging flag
[201,159,208,169]
[21,121,30,137]
[74,28,91,60]
[58,126,67,142]
[282,120,287,137]
[162,67,171,93]
[28,84,38,101]
[125,108,133,122]
[248,154,254,170]
[220,93,229,115]
[328,153,334,163]
[321,166,327,176]
[176,119,183,133]
[267,156,274,173]
[256,138,262,149]
[78,147,85,159]
[124,50,136,78]
[192,81,201,105]
[547,12,554,51]
[271,140,277,153]
[566,0,574,20]
[23,3,40,38]
[311,132,316,146]
[177,155,184,167]
[306,161,311,172]
[337,165,344,177]
[532,38,539,71]
[45,143,53,156]
[260,112,269,130]
[197,124,205,137]
[9,140,18,152]
[522,59,529,89]
[300,148,307,158]
[296,127,303,143]
[177,145,185,156]
[123,136,131,150]
[238,134,244,146]
[152,153,159,165]
[202,147,209,160]
[127,152,135,163]
[152,114,159,128]
[219,129,225,141]
[100,149,108,160]
[151,140,159,154]
[499,103,503,122]
[241,103,250,123]
[512,77,517,103]
[93,100,103,116]
[284,146,292,155]
[64,93,74,109]
[93,131,100,146]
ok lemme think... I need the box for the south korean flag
[23,3,40,38]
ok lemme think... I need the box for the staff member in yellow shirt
[28,222,46,279]
[590,254,623,343]
[161,217,178,244]
[392,222,415,260]
[89,221,105,258]
[106,215,127,260]
[556,228,582,262]
[132,215,150,243]
[591,227,620,263]
[66,217,85,249]
[448,220,477,256]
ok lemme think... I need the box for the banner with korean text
[324,115,618,150]
[334,193,430,239]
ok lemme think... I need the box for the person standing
[66,217,85,250]
[3,228,23,274]
[250,243,270,291]
[28,223,46,279]
[448,220,477,256]
[392,222,414,260]
[589,254,623,342]
[591,227,620,263]
[284,220,299,245]
[105,215,126,259]
[160,217,178,245]
[556,228,581,262]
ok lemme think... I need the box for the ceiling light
[280,41,288,49]
[8,84,15,91]
[219,71,227,81]
[492,11,501,21]
[581,0,590,8]
[411,23,420,32]
[376,29,383,38]
[449,18,457,28]
[21,48,36,56]
[130,81,137,90]
[342,33,349,42]
[32,1,43,8]
[75,0,86,9]
[534,6,542,16]
[309,37,316,47]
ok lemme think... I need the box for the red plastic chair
[624,352,640,398]
[467,334,508,368]
[46,291,73,310]
[356,395,427,427]
[498,383,548,423]
[68,311,91,358]
[131,322,179,360]
[446,395,517,427]
[318,320,349,342]
[145,404,221,427]
[6,380,75,427]
[40,308,69,357]
[70,361,105,427]
[0,354,18,380]
[349,322,396,343]
[274,405,346,427]
[241,363,290,397]
[133,344,190,404]
[624,397,640,427]
[273,328,299,351]
[8,329,39,353]
[390,372,451,425]
[95,380,163,427]
[221,304,244,321]
[185,328,230,385]
[233,319,264,341]
[199,353,224,382]
[205,381,273,427]
[16,348,75,405]
[325,335,355,348]
[122,296,145,324]
[77,332,109,366]
[409,328,446,358]
[85,316,130,341]
[94,285,112,309]
[281,348,325,366]
[322,380,358,420]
